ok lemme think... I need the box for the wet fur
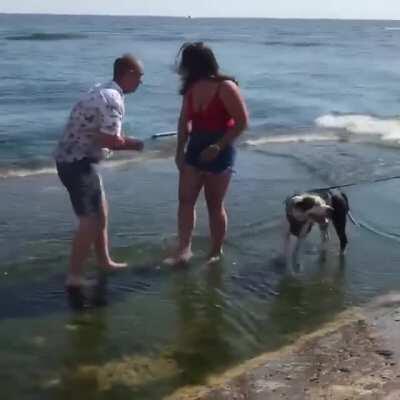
[284,189,350,272]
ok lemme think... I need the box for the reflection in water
[171,264,236,385]
[268,253,347,348]
[51,311,111,399]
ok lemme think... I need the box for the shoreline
[166,293,400,400]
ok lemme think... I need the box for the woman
[168,42,249,265]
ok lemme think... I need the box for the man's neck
[112,79,124,94]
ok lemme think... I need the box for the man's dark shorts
[56,158,103,217]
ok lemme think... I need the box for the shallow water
[2,143,400,399]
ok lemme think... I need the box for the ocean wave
[264,40,325,48]
[0,159,147,179]
[316,114,400,144]
[0,145,175,179]
[129,33,186,42]
[243,134,335,147]
[384,27,400,31]
[5,33,89,41]
[244,114,400,150]
[0,166,56,179]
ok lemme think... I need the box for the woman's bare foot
[163,248,193,266]
[206,249,223,265]
[99,259,128,270]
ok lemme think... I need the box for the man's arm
[97,133,144,151]
[98,90,144,151]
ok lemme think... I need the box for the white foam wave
[0,167,56,179]
[384,27,400,31]
[100,150,171,169]
[0,150,173,179]
[316,114,400,142]
[244,134,334,147]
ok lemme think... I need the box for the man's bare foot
[163,249,193,266]
[99,260,128,270]
[65,285,88,311]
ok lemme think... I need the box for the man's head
[113,54,143,94]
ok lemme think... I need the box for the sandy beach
[166,293,400,400]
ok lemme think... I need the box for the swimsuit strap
[189,82,222,115]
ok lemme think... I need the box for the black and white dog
[284,188,351,271]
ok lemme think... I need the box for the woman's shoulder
[219,79,240,98]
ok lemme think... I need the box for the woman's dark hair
[176,42,237,95]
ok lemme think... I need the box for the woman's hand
[199,144,221,163]
[175,151,185,171]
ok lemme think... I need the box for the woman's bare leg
[204,170,232,263]
[165,165,203,264]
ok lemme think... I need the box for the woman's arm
[175,95,191,170]
[199,80,248,163]
[215,80,249,149]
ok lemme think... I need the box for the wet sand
[166,293,400,400]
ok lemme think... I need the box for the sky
[0,0,400,20]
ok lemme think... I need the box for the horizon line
[0,12,399,22]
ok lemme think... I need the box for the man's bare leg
[94,196,127,270]
[66,215,98,287]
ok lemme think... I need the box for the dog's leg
[293,221,312,272]
[331,198,348,254]
[284,212,310,273]
[318,220,329,261]
[285,233,299,274]
[282,218,290,256]
[319,220,329,251]
[283,218,293,268]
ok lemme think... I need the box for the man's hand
[98,133,143,151]
[124,137,144,151]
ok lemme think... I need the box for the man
[54,54,144,302]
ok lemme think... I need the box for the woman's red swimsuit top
[187,85,235,133]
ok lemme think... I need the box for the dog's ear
[295,197,316,211]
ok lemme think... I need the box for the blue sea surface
[1,14,400,174]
